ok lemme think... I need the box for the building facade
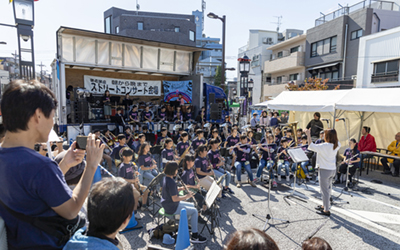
[237,29,303,104]
[263,34,306,100]
[305,0,400,89]
[357,25,400,88]
[103,7,196,47]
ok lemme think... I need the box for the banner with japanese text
[84,75,161,96]
[163,80,192,103]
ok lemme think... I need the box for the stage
[117,166,400,250]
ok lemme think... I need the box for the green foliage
[285,77,340,91]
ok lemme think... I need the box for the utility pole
[37,61,46,82]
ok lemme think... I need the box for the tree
[285,77,340,91]
[214,65,222,88]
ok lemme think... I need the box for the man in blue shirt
[0,80,104,249]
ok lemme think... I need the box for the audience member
[302,237,332,250]
[225,228,279,250]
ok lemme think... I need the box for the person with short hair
[161,161,207,243]
[302,237,332,250]
[192,129,206,152]
[255,134,278,187]
[63,178,134,250]
[118,148,150,217]
[208,139,234,194]
[250,113,258,128]
[141,105,154,132]
[276,138,293,182]
[259,110,270,127]
[306,129,341,216]
[138,142,158,185]
[232,135,256,188]
[306,112,324,141]
[334,138,360,187]
[358,126,376,169]
[381,132,400,177]
[0,80,104,249]
[161,138,177,170]
[111,134,130,165]
[115,108,125,134]
[270,112,280,127]
[224,228,279,250]
[176,132,190,157]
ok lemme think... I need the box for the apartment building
[263,34,306,100]
[357,25,400,88]
[305,0,400,89]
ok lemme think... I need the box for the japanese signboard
[84,75,161,96]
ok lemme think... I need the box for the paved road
[119,166,400,250]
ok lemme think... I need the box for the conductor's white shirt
[308,142,341,171]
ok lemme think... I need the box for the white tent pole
[358,111,365,141]
[333,105,337,129]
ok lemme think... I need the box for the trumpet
[99,134,113,152]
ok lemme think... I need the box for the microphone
[335,118,346,122]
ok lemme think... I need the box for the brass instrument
[99,133,113,152]
[281,121,299,146]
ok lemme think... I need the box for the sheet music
[288,148,309,163]
[205,181,221,208]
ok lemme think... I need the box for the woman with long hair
[103,90,111,120]
[334,138,360,188]
[306,129,341,216]
[137,142,158,185]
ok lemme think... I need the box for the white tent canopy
[336,88,400,113]
[255,90,350,113]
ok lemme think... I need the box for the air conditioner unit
[351,75,357,80]
[267,38,273,44]
[262,38,268,44]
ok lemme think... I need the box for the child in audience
[224,228,279,250]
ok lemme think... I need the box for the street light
[13,0,35,80]
[207,12,226,91]
[237,55,251,122]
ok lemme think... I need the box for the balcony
[371,71,399,83]
[264,51,305,74]
[315,0,400,26]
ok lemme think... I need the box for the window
[189,30,195,41]
[137,22,143,30]
[351,29,363,40]
[310,36,337,57]
[105,16,111,34]
[175,27,180,32]
[277,76,282,83]
[115,26,119,34]
[277,51,283,58]
[289,73,298,81]
[290,46,299,53]
[372,60,399,82]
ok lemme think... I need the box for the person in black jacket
[306,112,324,142]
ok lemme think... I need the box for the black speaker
[209,93,215,104]
[89,95,104,108]
[210,103,220,120]
[73,100,89,123]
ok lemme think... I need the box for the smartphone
[76,135,88,150]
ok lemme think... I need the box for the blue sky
[0,0,359,79]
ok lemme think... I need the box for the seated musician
[255,134,277,187]
[276,138,294,182]
[196,106,206,124]
[176,132,190,157]
[135,133,146,154]
[274,127,282,145]
[208,129,222,147]
[282,128,294,146]
[161,161,207,243]
[111,134,130,167]
[334,138,360,187]
[156,127,169,145]
[129,105,140,127]
[94,129,113,172]
[224,115,232,125]
[104,129,116,146]
[185,106,194,123]
[158,105,168,123]
[124,126,135,149]
[381,132,400,177]
[173,127,184,144]
[246,129,257,146]
[299,135,312,180]
[63,178,133,250]
[192,129,207,152]
[174,106,184,124]
[231,135,256,188]
[118,148,150,218]
[224,127,240,168]
[138,142,158,185]
[141,105,154,132]
[161,138,178,171]
[181,154,209,220]
[195,145,223,199]
[297,128,304,144]
[208,139,234,194]
[358,126,376,168]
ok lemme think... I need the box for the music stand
[284,148,309,204]
[143,173,165,217]
[201,181,221,235]
[252,176,290,231]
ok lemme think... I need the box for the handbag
[0,199,85,246]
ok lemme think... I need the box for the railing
[371,71,399,83]
[315,0,400,26]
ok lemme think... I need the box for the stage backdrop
[84,75,161,96]
[163,80,192,103]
